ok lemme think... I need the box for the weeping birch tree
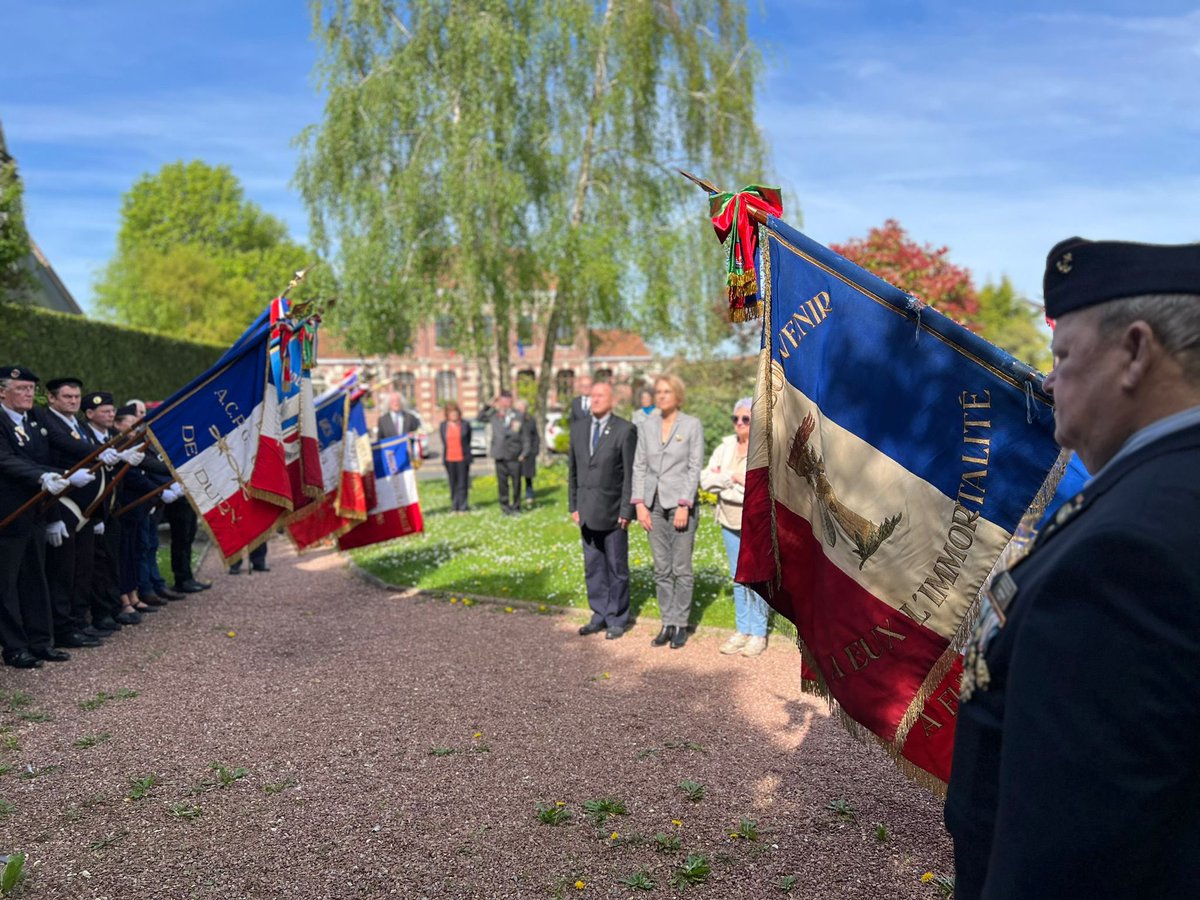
[296,0,768,414]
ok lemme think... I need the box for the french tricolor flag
[738,216,1080,792]
[269,297,324,509]
[338,434,423,551]
[287,380,370,551]
[145,316,292,563]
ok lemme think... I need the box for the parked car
[469,417,490,458]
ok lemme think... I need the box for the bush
[0,304,226,401]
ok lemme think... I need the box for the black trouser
[165,500,197,585]
[495,459,520,511]
[445,460,470,511]
[580,524,631,630]
[0,523,54,654]
[46,517,95,637]
[91,518,124,622]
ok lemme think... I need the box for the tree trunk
[533,0,615,424]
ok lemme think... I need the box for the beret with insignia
[115,403,139,418]
[2,365,39,383]
[1044,237,1200,319]
[81,391,115,412]
[46,376,84,393]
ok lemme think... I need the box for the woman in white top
[700,397,769,657]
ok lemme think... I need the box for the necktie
[591,420,601,454]
[583,397,591,413]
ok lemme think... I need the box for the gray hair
[1095,294,1200,381]
[514,398,529,413]
[732,396,754,415]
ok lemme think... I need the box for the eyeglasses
[731,415,751,425]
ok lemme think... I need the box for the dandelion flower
[473,732,483,739]
[505,606,514,613]
[921,872,935,883]
[226,630,237,638]
[555,801,565,807]
[575,880,585,890]
[672,819,683,826]
[450,598,458,604]
[610,831,619,840]
[730,832,740,839]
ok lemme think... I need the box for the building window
[435,370,458,406]
[556,319,575,347]
[393,372,416,405]
[517,314,534,345]
[556,369,575,400]
[435,317,456,348]
[593,368,613,382]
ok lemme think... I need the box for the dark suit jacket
[377,409,421,440]
[438,419,473,464]
[34,407,106,527]
[568,414,636,531]
[945,422,1200,900]
[0,409,57,534]
[570,395,592,423]
[519,414,539,477]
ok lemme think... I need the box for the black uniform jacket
[945,422,1200,900]
[0,410,58,534]
[567,414,636,531]
[35,407,107,528]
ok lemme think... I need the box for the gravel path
[0,540,953,899]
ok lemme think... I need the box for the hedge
[0,303,226,402]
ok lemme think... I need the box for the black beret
[46,376,83,393]
[1044,237,1200,319]
[114,403,138,418]
[2,365,39,383]
[81,391,115,412]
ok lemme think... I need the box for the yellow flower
[555,801,565,807]
[464,599,475,606]
[610,831,619,840]
[505,606,514,613]
[602,672,610,679]
[729,832,739,839]
[538,604,547,611]
[574,880,585,890]
[473,732,483,739]
[921,872,935,883]
[450,597,458,604]
[671,819,683,827]
[226,630,237,638]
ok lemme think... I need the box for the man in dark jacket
[945,239,1200,899]
[482,390,529,515]
[568,381,637,639]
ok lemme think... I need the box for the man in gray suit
[482,390,528,515]
[568,381,637,639]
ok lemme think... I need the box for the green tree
[975,276,1052,371]
[296,0,768,417]
[0,135,34,299]
[95,161,322,343]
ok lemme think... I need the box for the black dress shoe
[652,625,676,647]
[93,616,121,632]
[579,621,605,636]
[31,646,71,662]
[115,610,142,625]
[140,594,168,606]
[670,627,689,649]
[57,632,102,648]
[250,565,270,573]
[158,587,184,600]
[3,651,42,669]
[175,580,208,593]
[228,564,243,575]
[605,627,626,640]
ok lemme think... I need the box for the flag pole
[114,481,171,517]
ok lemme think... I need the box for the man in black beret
[0,366,95,666]
[946,239,1200,899]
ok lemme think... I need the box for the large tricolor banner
[738,215,1071,793]
[286,379,369,551]
[338,434,423,551]
[269,297,324,509]
[145,318,291,563]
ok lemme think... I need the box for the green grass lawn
[352,460,754,630]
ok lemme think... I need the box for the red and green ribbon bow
[709,185,783,321]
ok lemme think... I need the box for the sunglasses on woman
[731,415,751,425]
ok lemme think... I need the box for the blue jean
[721,526,768,637]
[137,516,167,596]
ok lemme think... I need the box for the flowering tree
[831,219,979,324]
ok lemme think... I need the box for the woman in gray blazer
[631,374,705,649]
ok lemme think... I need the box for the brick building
[315,320,654,428]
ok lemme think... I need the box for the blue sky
[3,1,1199,314]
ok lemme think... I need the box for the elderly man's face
[388,393,403,413]
[1043,307,1131,472]
[590,383,614,418]
[1,379,37,412]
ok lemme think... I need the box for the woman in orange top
[439,402,473,513]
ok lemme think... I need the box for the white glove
[67,469,95,489]
[93,521,105,536]
[163,484,183,504]
[45,521,68,547]
[118,448,146,466]
[40,472,69,495]
[99,448,121,466]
